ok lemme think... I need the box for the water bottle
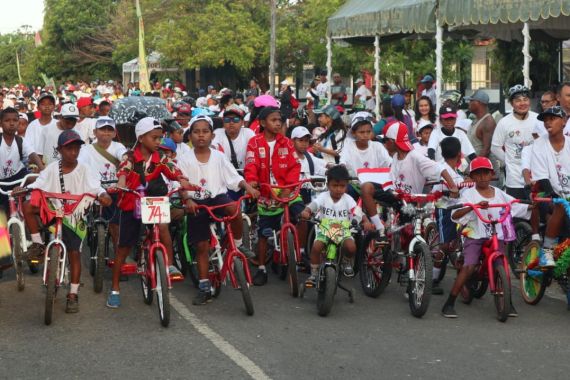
[500,208,516,242]
[133,185,146,220]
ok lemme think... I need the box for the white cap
[416,118,433,132]
[291,126,312,139]
[281,80,289,86]
[60,103,79,119]
[18,113,28,122]
[189,114,213,130]
[95,117,116,129]
[355,78,364,83]
[135,117,162,139]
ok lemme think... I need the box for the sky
[0,0,44,34]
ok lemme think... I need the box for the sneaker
[168,265,185,281]
[343,263,355,278]
[540,248,556,268]
[432,281,444,295]
[106,291,121,308]
[192,289,212,305]
[441,303,458,318]
[238,244,256,259]
[253,269,268,286]
[305,274,317,288]
[508,304,518,317]
[27,242,45,263]
[65,293,79,313]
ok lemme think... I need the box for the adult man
[556,82,570,136]
[316,72,330,101]
[402,88,415,120]
[74,97,95,143]
[421,74,437,107]
[354,78,371,109]
[330,73,347,106]
[245,79,260,101]
[491,85,537,199]
[534,90,558,137]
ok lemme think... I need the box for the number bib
[141,196,171,224]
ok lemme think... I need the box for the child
[413,120,433,157]
[301,165,373,285]
[25,92,56,153]
[244,106,302,286]
[291,126,328,203]
[212,104,255,173]
[39,103,80,165]
[444,156,531,318]
[177,115,259,305]
[21,130,112,313]
[520,123,542,243]
[17,113,29,137]
[106,117,192,308]
[168,122,192,160]
[427,104,476,163]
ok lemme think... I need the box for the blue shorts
[257,201,304,238]
[436,208,458,243]
[187,194,233,245]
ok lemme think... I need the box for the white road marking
[170,296,271,380]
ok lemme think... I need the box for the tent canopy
[122,51,178,74]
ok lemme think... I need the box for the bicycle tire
[358,233,392,298]
[155,251,170,327]
[140,248,153,305]
[472,277,488,299]
[519,241,547,305]
[210,256,222,298]
[44,246,59,325]
[234,257,254,316]
[10,224,25,291]
[424,222,447,282]
[242,216,255,253]
[88,223,96,277]
[305,223,316,258]
[93,224,107,293]
[317,266,336,317]
[494,264,510,322]
[286,231,299,297]
[408,242,433,318]
[507,221,532,279]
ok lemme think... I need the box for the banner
[136,0,151,93]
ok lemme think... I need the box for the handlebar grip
[446,204,465,210]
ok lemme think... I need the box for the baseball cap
[439,104,458,119]
[95,117,116,129]
[314,104,341,121]
[224,104,245,118]
[385,121,413,152]
[391,94,405,108]
[159,137,177,153]
[350,111,374,130]
[57,130,84,147]
[76,97,93,108]
[465,89,489,105]
[355,78,364,83]
[291,126,312,139]
[135,117,162,139]
[177,103,192,115]
[537,105,567,121]
[37,92,56,103]
[254,95,278,108]
[18,113,28,122]
[400,88,414,94]
[421,74,435,83]
[417,119,434,132]
[469,156,494,173]
[60,103,80,119]
[189,114,214,130]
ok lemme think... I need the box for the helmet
[508,84,530,101]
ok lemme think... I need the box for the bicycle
[447,198,527,322]
[0,173,38,290]
[299,217,359,316]
[192,195,255,315]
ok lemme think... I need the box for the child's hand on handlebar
[12,186,27,197]
[185,199,198,215]
[301,209,311,220]
[245,184,260,199]
[478,200,489,209]
[362,221,375,232]
[98,193,113,207]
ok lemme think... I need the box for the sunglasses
[223,116,242,123]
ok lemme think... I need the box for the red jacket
[244,133,300,197]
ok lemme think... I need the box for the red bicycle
[194,195,255,315]
[447,199,527,322]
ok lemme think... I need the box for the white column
[435,18,443,111]
[522,23,532,88]
[326,34,333,104]
[374,35,381,117]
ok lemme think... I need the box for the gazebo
[122,51,180,84]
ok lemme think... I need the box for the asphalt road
[1,260,570,380]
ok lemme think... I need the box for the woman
[391,94,417,143]
[312,104,347,164]
[305,80,320,110]
[373,98,395,136]
[414,95,437,131]
[279,81,294,120]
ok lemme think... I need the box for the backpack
[0,134,24,161]
[304,152,314,175]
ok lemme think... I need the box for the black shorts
[101,193,120,224]
[187,194,234,245]
[0,168,28,211]
[62,225,83,252]
[435,208,458,243]
[506,187,529,200]
[118,210,142,248]
[257,201,304,238]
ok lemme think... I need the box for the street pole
[269,0,277,96]
[135,0,151,93]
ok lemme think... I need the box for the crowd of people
[0,74,569,319]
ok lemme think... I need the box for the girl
[312,105,347,164]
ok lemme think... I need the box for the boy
[25,92,56,153]
[291,126,328,203]
[301,165,373,285]
[244,106,302,286]
[21,130,112,313]
[17,113,29,137]
[106,117,192,308]
[445,157,531,318]
[427,105,476,163]
[212,104,255,173]
[39,103,80,165]
[74,97,96,144]
[168,121,192,160]
[177,115,259,304]
[413,120,433,157]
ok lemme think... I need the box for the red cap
[76,97,93,109]
[385,121,413,152]
[469,156,494,173]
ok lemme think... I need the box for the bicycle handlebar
[259,179,312,203]
[193,195,251,222]
[397,191,445,204]
[446,199,528,224]
[0,173,39,195]
[108,186,186,198]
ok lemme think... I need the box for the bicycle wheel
[155,251,170,327]
[519,241,546,305]
[494,264,510,322]
[93,224,108,293]
[10,224,25,291]
[87,223,96,277]
[139,248,153,305]
[44,246,59,325]
[209,256,222,298]
[286,231,299,297]
[472,278,488,299]
[234,257,254,316]
[424,222,447,282]
[507,221,532,279]
[408,242,433,318]
[317,266,336,317]
[358,233,392,298]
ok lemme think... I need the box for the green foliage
[0,31,41,85]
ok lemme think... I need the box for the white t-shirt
[177,149,242,200]
[432,162,464,208]
[531,135,570,198]
[412,142,429,157]
[319,130,347,164]
[316,82,330,99]
[299,151,327,178]
[212,127,255,169]
[308,192,362,223]
[175,142,192,160]
[39,123,67,165]
[452,187,530,240]
[339,141,392,177]
[355,85,372,100]
[520,144,534,172]
[78,141,128,188]
[73,118,96,143]
[427,127,475,162]
[391,150,443,194]
[25,118,57,153]
[0,136,35,179]
[491,112,537,188]
[28,160,104,196]
[422,87,437,108]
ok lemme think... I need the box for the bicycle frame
[141,221,172,290]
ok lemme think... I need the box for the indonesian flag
[357,167,393,190]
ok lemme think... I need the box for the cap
[291,126,312,139]
[421,74,435,83]
[60,103,80,119]
[95,117,116,129]
[537,105,567,121]
[37,92,56,103]
[254,95,278,108]
[76,97,93,108]
[159,137,177,153]
[189,114,214,130]
[439,104,458,119]
[465,90,489,105]
[350,111,373,130]
[18,113,28,122]
[469,156,494,173]
[416,119,434,132]
[391,94,405,108]
[280,80,289,86]
[355,78,364,83]
[177,103,192,115]
[224,104,245,118]
[385,121,413,152]
[314,104,341,121]
[57,130,84,147]
[135,117,162,139]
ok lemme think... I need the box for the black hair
[99,100,111,108]
[393,104,405,123]
[381,99,394,118]
[318,116,347,144]
[440,136,461,160]
[212,117,223,130]
[258,106,281,121]
[327,165,350,182]
[220,94,233,110]
[0,107,19,120]
[414,95,437,123]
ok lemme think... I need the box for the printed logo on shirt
[394,174,412,194]
[317,206,351,219]
[556,164,570,191]
[3,160,14,178]
[278,148,288,156]
[52,146,59,159]
[259,147,266,158]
